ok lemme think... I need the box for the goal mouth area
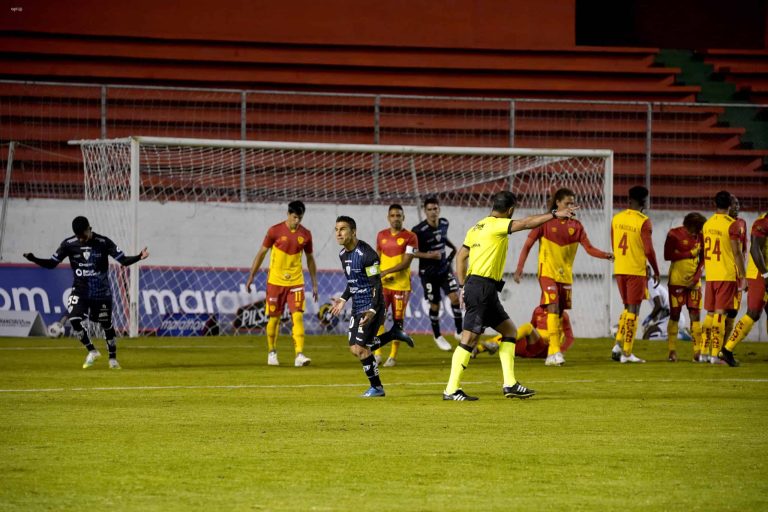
[71,136,614,338]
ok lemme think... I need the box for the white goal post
[69,136,613,338]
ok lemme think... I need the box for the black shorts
[420,273,459,305]
[347,307,385,347]
[462,275,509,334]
[67,293,113,325]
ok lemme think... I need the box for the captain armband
[365,263,380,277]
[405,245,415,255]
[762,271,768,279]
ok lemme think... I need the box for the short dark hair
[683,212,706,232]
[628,186,649,203]
[491,191,517,212]
[388,204,404,213]
[72,216,90,236]
[288,200,306,216]
[547,187,575,212]
[714,191,732,209]
[336,215,356,231]
[423,196,439,208]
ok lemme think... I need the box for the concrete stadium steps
[701,49,768,105]
[0,32,699,101]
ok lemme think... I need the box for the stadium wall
[0,0,574,50]
[2,199,764,341]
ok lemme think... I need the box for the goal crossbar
[69,136,613,159]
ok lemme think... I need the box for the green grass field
[1,334,767,511]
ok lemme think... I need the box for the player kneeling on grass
[24,216,149,370]
[477,306,575,359]
[330,216,413,398]
[442,191,578,401]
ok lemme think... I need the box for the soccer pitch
[1,335,767,512]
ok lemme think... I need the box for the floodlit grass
[1,334,767,511]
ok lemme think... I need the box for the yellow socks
[499,340,517,387]
[546,313,561,356]
[710,314,725,357]
[517,323,534,339]
[266,316,279,352]
[622,312,638,355]
[389,341,401,360]
[445,345,472,394]
[291,312,305,355]
[615,309,627,348]
[724,316,735,344]
[667,320,678,352]
[702,313,713,357]
[691,320,702,356]
[725,315,755,352]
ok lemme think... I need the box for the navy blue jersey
[339,240,384,315]
[412,218,452,276]
[51,233,126,300]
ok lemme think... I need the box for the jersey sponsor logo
[280,236,288,241]
[74,269,100,277]
[551,227,558,233]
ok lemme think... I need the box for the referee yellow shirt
[463,216,512,282]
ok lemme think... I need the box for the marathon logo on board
[158,313,219,336]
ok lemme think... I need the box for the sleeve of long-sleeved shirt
[515,227,540,274]
[340,283,351,302]
[578,228,611,259]
[641,219,660,275]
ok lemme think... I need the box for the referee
[443,191,578,401]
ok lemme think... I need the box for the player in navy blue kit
[23,216,149,369]
[330,216,413,397]
[412,196,462,351]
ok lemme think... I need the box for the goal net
[70,137,613,338]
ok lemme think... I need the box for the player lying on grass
[477,306,575,359]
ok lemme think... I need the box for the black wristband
[551,209,558,219]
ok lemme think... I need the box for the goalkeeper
[23,216,148,369]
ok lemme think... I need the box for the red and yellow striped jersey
[612,209,656,276]
[262,222,313,286]
[517,218,610,284]
[746,213,768,279]
[376,228,418,291]
[702,213,740,282]
[664,226,702,288]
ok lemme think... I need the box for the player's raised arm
[115,247,149,266]
[23,251,59,269]
[508,206,579,234]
